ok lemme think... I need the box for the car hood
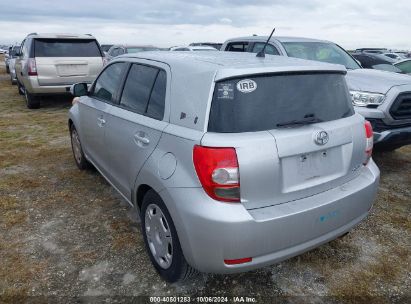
[346,68,411,94]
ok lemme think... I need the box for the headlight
[350,91,385,107]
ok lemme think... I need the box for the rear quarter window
[34,39,102,57]
[208,73,354,133]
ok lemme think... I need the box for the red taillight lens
[224,257,252,265]
[193,145,240,202]
[28,58,37,76]
[364,120,373,165]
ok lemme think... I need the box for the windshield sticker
[237,79,257,93]
[217,83,234,100]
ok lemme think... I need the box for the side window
[92,62,126,102]
[146,70,166,120]
[226,42,249,52]
[120,64,159,114]
[111,48,119,56]
[118,48,125,55]
[252,43,280,55]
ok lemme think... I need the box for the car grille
[368,118,411,132]
[390,93,411,120]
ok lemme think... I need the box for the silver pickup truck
[222,36,411,151]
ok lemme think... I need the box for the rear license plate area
[281,146,344,193]
[57,64,87,76]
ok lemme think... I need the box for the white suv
[15,33,104,109]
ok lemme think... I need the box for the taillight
[364,120,373,165]
[224,257,252,265]
[28,58,37,76]
[193,145,240,202]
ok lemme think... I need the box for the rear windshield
[208,73,354,133]
[34,39,102,57]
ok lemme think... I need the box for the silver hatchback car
[68,52,380,282]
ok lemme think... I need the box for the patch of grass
[329,253,404,299]
[2,210,27,228]
[0,196,19,210]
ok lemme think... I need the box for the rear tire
[70,125,90,170]
[141,190,197,282]
[24,90,40,109]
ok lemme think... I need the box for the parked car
[14,33,104,109]
[383,52,405,61]
[170,45,217,51]
[355,48,387,54]
[8,45,20,85]
[393,51,411,58]
[5,46,12,73]
[189,42,222,50]
[394,59,411,75]
[221,36,411,150]
[68,51,379,282]
[105,44,160,62]
[351,52,403,73]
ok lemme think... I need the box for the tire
[24,90,40,109]
[11,77,17,85]
[141,190,197,282]
[70,125,90,170]
[6,65,10,74]
[17,81,24,95]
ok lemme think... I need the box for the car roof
[116,51,346,132]
[120,50,346,77]
[27,33,96,39]
[225,35,332,44]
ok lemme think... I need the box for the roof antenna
[256,28,276,58]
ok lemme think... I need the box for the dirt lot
[0,56,410,303]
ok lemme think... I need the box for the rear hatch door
[34,38,103,85]
[204,72,367,209]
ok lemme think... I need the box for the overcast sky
[0,0,409,50]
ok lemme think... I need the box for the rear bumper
[160,160,380,274]
[23,76,91,95]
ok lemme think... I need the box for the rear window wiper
[276,115,323,128]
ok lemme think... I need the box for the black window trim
[89,61,130,105]
[114,62,167,121]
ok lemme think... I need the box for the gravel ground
[0,56,410,303]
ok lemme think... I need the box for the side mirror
[70,83,88,97]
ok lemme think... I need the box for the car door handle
[134,133,150,145]
[97,117,106,127]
